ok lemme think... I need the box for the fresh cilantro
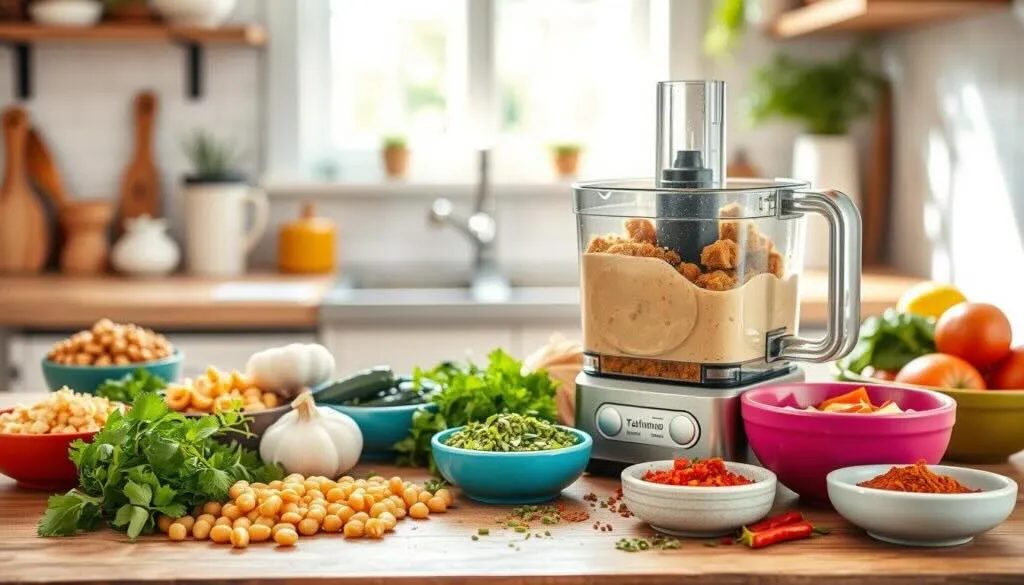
[394,348,558,473]
[38,391,282,540]
[95,369,167,404]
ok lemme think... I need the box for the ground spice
[642,457,754,487]
[858,460,980,494]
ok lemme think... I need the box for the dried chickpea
[248,524,272,542]
[192,520,212,540]
[196,513,216,526]
[350,512,369,525]
[348,492,366,512]
[326,487,346,503]
[393,507,406,520]
[178,515,196,533]
[235,492,256,513]
[322,514,343,533]
[221,503,241,520]
[228,481,250,499]
[285,482,306,496]
[268,480,283,490]
[435,488,453,507]
[318,479,337,494]
[210,524,233,544]
[426,497,447,514]
[280,489,300,503]
[246,509,260,523]
[343,519,365,539]
[339,475,355,483]
[402,487,419,508]
[231,526,250,548]
[232,517,251,530]
[214,516,232,527]
[271,523,294,537]
[297,518,319,536]
[388,477,404,495]
[168,522,187,541]
[364,518,385,539]
[157,515,173,533]
[255,516,276,528]
[378,511,397,532]
[306,507,326,523]
[281,502,300,515]
[336,505,355,523]
[280,511,303,525]
[307,489,325,502]
[388,495,406,510]
[203,501,222,516]
[369,502,389,518]
[326,502,343,516]
[274,528,299,547]
[409,502,430,520]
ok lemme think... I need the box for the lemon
[896,282,967,320]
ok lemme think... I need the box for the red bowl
[0,408,92,490]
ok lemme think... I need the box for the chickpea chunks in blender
[47,319,173,366]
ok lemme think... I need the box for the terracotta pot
[553,151,580,177]
[104,0,157,22]
[60,201,113,275]
[382,147,409,179]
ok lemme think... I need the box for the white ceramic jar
[183,181,268,277]
[151,0,237,27]
[30,0,103,27]
[111,215,180,277]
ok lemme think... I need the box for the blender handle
[773,189,862,363]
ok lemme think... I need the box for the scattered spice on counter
[615,536,681,552]
[607,487,632,518]
[445,413,578,452]
[642,457,754,487]
[857,460,980,494]
[478,528,490,536]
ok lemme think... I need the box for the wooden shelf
[0,23,265,44]
[0,24,266,100]
[772,0,1010,38]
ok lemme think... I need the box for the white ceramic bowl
[621,460,777,537]
[30,0,102,27]
[827,464,1018,547]
[152,0,237,27]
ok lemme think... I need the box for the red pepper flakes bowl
[621,460,776,537]
[0,409,94,490]
[742,382,955,506]
[827,464,1017,547]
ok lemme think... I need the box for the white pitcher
[183,181,269,277]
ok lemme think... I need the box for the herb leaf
[37,491,101,537]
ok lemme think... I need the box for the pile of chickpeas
[164,366,281,414]
[160,473,452,548]
[47,319,174,366]
[0,387,120,435]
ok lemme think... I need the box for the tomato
[872,370,898,381]
[935,302,1012,369]
[988,347,1024,390]
[895,353,987,390]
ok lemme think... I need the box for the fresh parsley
[37,392,282,539]
[393,349,558,473]
[95,368,167,404]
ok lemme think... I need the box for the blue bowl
[323,402,438,460]
[41,351,184,395]
[431,425,593,504]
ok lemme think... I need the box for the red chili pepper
[744,511,804,533]
[739,522,814,549]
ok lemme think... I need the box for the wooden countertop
[0,269,921,330]
[0,273,335,330]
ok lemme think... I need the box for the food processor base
[576,369,804,472]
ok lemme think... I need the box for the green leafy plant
[746,49,883,135]
[382,135,407,150]
[393,349,559,474]
[38,392,282,539]
[704,0,746,57]
[182,130,240,180]
[551,143,582,157]
[841,309,937,375]
[95,369,166,404]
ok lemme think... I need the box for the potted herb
[746,48,882,267]
[180,130,267,277]
[551,143,583,178]
[381,135,409,179]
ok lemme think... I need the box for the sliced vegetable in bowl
[797,386,908,414]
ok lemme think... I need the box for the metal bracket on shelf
[12,42,29,100]
[181,42,203,100]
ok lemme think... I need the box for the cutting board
[0,107,48,273]
[26,125,70,210]
[117,91,160,230]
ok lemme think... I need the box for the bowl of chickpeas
[41,319,183,394]
[0,388,122,489]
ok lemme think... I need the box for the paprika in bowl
[741,382,956,505]
[620,459,777,537]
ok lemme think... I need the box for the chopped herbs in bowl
[431,415,592,505]
[444,414,579,452]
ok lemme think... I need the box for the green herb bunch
[746,49,883,135]
[95,368,166,404]
[382,135,407,150]
[393,349,558,473]
[38,393,282,539]
[183,130,240,180]
[445,413,576,452]
[842,309,936,374]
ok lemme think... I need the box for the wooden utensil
[60,201,113,275]
[26,126,70,209]
[0,106,49,273]
[117,91,161,230]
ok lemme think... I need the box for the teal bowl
[431,426,593,504]
[41,351,183,395]
[323,402,438,460]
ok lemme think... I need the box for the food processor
[573,81,862,469]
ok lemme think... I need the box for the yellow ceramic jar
[277,202,336,274]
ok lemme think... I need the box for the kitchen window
[265,0,671,184]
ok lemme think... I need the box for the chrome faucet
[428,149,511,301]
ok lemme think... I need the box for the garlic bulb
[246,343,335,395]
[259,391,363,477]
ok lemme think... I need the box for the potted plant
[180,130,267,277]
[704,0,797,56]
[551,143,582,178]
[746,48,882,267]
[103,0,155,23]
[381,135,409,179]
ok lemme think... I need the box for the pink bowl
[741,382,956,505]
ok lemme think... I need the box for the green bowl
[833,364,1024,463]
[41,351,184,395]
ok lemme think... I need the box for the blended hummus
[582,253,799,368]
